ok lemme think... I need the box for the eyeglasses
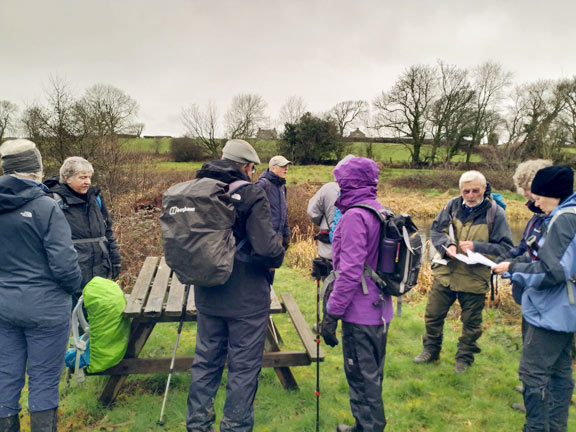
[462,188,481,195]
[251,167,256,175]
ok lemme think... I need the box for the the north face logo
[20,211,32,218]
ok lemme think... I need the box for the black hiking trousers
[422,279,485,365]
[341,321,389,432]
[519,322,574,432]
[186,310,269,432]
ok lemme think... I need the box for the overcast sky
[1,0,576,136]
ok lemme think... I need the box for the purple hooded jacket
[326,157,393,325]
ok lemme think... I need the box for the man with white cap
[187,139,285,432]
[0,139,82,432]
[255,155,292,252]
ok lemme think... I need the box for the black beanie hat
[531,165,574,199]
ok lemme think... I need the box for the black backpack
[160,177,249,287]
[351,204,423,297]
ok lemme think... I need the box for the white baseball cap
[269,155,291,168]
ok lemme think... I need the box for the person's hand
[445,245,457,258]
[321,314,340,347]
[282,236,290,251]
[459,241,474,253]
[492,262,510,275]
[111,265,122,279]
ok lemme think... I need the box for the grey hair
[459,170,486,188]
[0,139,43,181]
[512,159,553,193]
[59,156,94,183]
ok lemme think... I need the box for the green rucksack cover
[83,277,130,373]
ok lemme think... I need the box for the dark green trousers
[422,279,486,365]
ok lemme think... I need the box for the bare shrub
[170,137,208,162]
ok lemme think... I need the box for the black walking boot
[30,409,57,432]
[0,414,20,432]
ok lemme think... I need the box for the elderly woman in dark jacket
[45,157,121,290]
[0,139,82,432]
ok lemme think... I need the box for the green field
[125,138,482,164]
[52,266,575,431]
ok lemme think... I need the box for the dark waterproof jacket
[509,193,576,333]
[498,201,545,304]
[45,178,121,288]
[193,160,285,317]
[431,192,513,294]
[255,169,290,244]
[0,175,82,327]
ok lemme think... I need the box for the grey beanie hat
[222,139,261,164]
[0,139,43,175]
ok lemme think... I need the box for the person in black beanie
[493,165,576,432]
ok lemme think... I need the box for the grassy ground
[46,266,575,431]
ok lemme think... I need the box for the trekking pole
[315,276,321,432]
[158,283,190,426]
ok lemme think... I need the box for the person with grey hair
[44,156,121,293]
[0,139,82,432]
[413,170,513,373]
[186,139,285,432]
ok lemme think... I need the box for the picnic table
[95,256,324,406]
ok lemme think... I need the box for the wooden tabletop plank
[281,292,324,362]
[164,274,187,317]
[143,257,171,317]
[185,286,197,317]
[270,287,283,313]
[124,256,159,317]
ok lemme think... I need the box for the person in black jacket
[0,139,82,432]
[45,157,121,292]
[186,139,285,432]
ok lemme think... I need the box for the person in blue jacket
[0,139,83,432]
[494,165,576,432]
[255,155,291,250]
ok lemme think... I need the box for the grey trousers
[186,311,269,432]
[341,321,389,432]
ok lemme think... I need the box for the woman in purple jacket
[322,157,392,432]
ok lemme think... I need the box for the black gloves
[111,264,122,279]
[321,314,340,347]
[282,236,290,251]
[311,257,332,280]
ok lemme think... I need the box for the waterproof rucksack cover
[83,277,130,373]
[351,204,423,297]
[160,178,248,287]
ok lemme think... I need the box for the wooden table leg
[99,319,157,406]
[264,317,298,390]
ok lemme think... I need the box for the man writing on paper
[413,170,513,373]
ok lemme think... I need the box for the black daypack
[351,204,423,297]
[160,177,249,287]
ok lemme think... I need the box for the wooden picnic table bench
[96,256,323,406]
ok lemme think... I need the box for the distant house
[256,128,278,139]
[348,128,366,139]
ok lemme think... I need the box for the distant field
[125,138,482,163]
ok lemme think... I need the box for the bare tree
[20,105,46,142]
[0,100,18,140]
[373,64,436,164]
[465,62,512,163]
[558,76,576,148]
[279,96,307,126]
[182,101,220,159]
[224,93,267,139]
[429,62,475,164]
[329,100,368,137]
[519,80,567,159]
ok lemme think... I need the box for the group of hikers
[0,137,574,432]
